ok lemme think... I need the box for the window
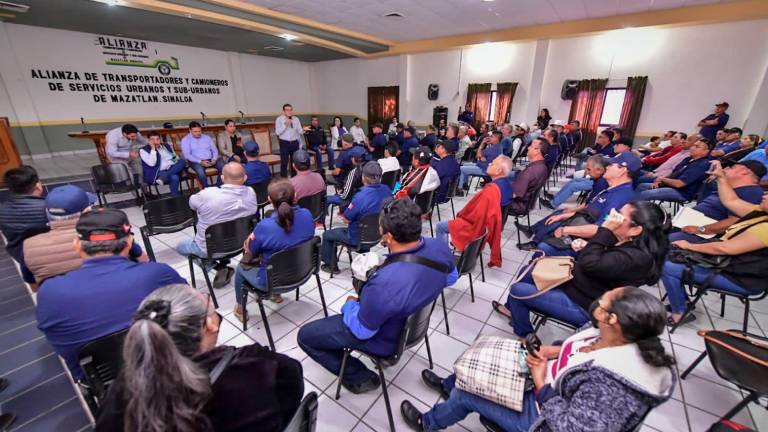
[599,88,626,126]
[487,90,498,122]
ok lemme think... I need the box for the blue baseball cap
[607,152,641,173]
[349,146,367,160]
[244,140,259,156]
[45,184,97,216]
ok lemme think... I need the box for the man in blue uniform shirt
[399,127,420,169]
[430,140,461,204]
[299,198,457,393]
[368,123,389,159]
[458,103,475,126]
[637,138,713,202]
[420,125,438,150]
[242,141,272,186]
[457,130,503,194]
[321,162,391,273]
[698,102,730,142]
[36,208,185,379]
[710,127,742,158]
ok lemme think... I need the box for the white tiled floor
[25,153,101,180]
[111,176,767,432]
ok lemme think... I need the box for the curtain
[466,83,492,129]
[618,76,648,140]
[367,86,399,134]
[568,79,608,151]
[493,82,518,126]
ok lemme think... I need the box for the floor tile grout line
[8,395,81,432]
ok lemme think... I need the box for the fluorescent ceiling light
[280,33,298,41]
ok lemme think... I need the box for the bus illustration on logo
[105,56,179,76]
[96,36,180,76]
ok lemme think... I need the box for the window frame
[487,90,498,122]
[598,87,627,127]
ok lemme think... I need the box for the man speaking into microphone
[275,103,304,177]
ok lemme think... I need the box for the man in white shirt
[139,131,186,197]
[275,103,303,178]
[378,140,401,174]
[175,162,258,287]
[105,123,146,185]
[349,117,368,146]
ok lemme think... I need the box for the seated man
[670,160,765,243]
[330,133,356,185]
[0,166,48,285]
[541,138,639,209]
[176,162,257,286]
[368,122,389,159]
[105,123,146,185]
[139,131,186,197]
[395,146,440,199]
[242,141,272,186]
[36,208,185,379]
[430,140,461,203]
[642,132,687,168]
[303,115,334,169]
[23,185,147,286]
[710,127,743,158]
[300,198,456,393]
[419,124,438,150]
[398,127,420,169]
[573,129,615,171]
[377,140,401,174]
[436,156,515,268]
[320,162,391,274]
[290,149,325,201]
[181,121,224,188]
[327,146,367,211]
[542,128,561,171]
[637,133,696,183]
[507,140,550,215]
[216,118,245,163]
[542,155,607,210]
[636,138,713,203]
[518,156,639,254]
[457,130,503,194]
[739,142,768,187]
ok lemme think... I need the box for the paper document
[672,207,717,239]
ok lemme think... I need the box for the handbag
[453,335,528,412]
[542,212,594,250]
[668,249,731,269]
[507,251,575,300]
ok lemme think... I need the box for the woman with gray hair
[95,284,304,432]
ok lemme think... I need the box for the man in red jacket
[434,155,515,267]
[642,132,687,168]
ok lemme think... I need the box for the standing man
[698,102,730,142]
[458,103,475,126]
[275,103,303,177]
[368,123,388,159]
[181,121,223,188]
[304,116,333,170]
[105,123,146,185]
[349,117,368,147]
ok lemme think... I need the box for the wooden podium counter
[68,122,280,167]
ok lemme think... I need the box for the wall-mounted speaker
[561,80,579,100]
[427,84,439,101]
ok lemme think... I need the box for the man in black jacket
[303,115,333,169]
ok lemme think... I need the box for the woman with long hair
[95,284,304,432]
[494,201,670,337]
[330,116,348,149]
[536,108,552,129]
[233,179,315,318]
[402,287,676,431]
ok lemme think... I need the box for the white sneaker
[155,179,165,185]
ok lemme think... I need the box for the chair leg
[679,351,708,380]
[720,294,726,317]
[429,214,434,237]
[346,250,353,267]
[316,274,328,317]
[436,203,441,221]
[96,191,104,207]
[375,361,396,432]
[441,291,450,335]
[257,297,275,351]
[533,316,548,332]
[188,258,196,288]
[241,289,249,331]
[516,216,521,245]
[329,244,338,280]
[479,254,486,282]
[424,335,434,370]
[201,265,219,308]
[720,392,759,422]
[140,229,156,262]
[468,273,475,303]
[669,289,706,334]
[335,350,350,400]
[742,300,750,333]
[450,198,455,218]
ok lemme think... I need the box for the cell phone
[524,334,542,355]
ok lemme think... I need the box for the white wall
[310,56,400,116]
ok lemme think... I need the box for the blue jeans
[530,210,564,243]
[234,264,265,303]
[279,139,300,177]
[552,177,593,208]
[309,144,335,170]
[422,374,537,432]
[327,195,350,213]
[504,272,590,337]
[155,159,186,196]
[668,231,713,244]
[537,241,577,257]
[636,183,687,202]
[189,160,224,188]
[436,221,450,245]
[321,228,353,265]
[297,314,382,385]
[459,163,485,189]
[660,261,757,314]
[176,239,224,272]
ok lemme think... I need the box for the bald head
[222,162,246,185]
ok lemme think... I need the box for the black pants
[279,139,299,177]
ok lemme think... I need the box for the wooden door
[0,118,22,185]
[367,86,399,134]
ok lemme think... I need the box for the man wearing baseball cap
[36,208,185,380]
[739,140,768,187]
[242,140,271,186]
[431,140,461,204]
[290,149,325,201]
[328,146,368,211]
[698,101,730,142]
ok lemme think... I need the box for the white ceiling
[244,0,736,42]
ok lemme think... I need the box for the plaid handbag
[453,335,527,412]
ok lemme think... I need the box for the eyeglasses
[201,293,223,329]
[596,302,615,318]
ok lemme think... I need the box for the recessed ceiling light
[383,11,404,18]
[105,0,120,6]
[279,33,297,41]
[263,46,284,51]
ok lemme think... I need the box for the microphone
[200,112,207,125]
[238,110,245,124]
[80,117,88,133]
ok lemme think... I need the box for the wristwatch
[697,226,707,234]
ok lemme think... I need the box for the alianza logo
[95,35,180,76]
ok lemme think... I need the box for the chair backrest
[251,181,270,207]
[720,148,754,167]
[357,212,382,248]
[78,328,129,408]
[297,191,326,223]
[414,189,436,215]
[703,329,768,395]
[457,231,487,275]
[142,195,196,234]
[388,302,434,364]
[266,236,320,292]
[283,392,319,432]
[91,163,131,185]
[526,184,544,212]
[204,215,258,260]
[444,175,460,200]
[381,170,400,190]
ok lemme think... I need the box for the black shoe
[320,264,341,275]
[543,191,554,200]
[421,369,449,400]
[0,412,16,431]
[517,241,538,251]
[666,313,696,328]
[212,266,234,288]
[462,183,470,191]
[514,221,533,238]
[539,197,555,210]
[454,189,466,197]
[342,374,381,394]
[400,400,425,431]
